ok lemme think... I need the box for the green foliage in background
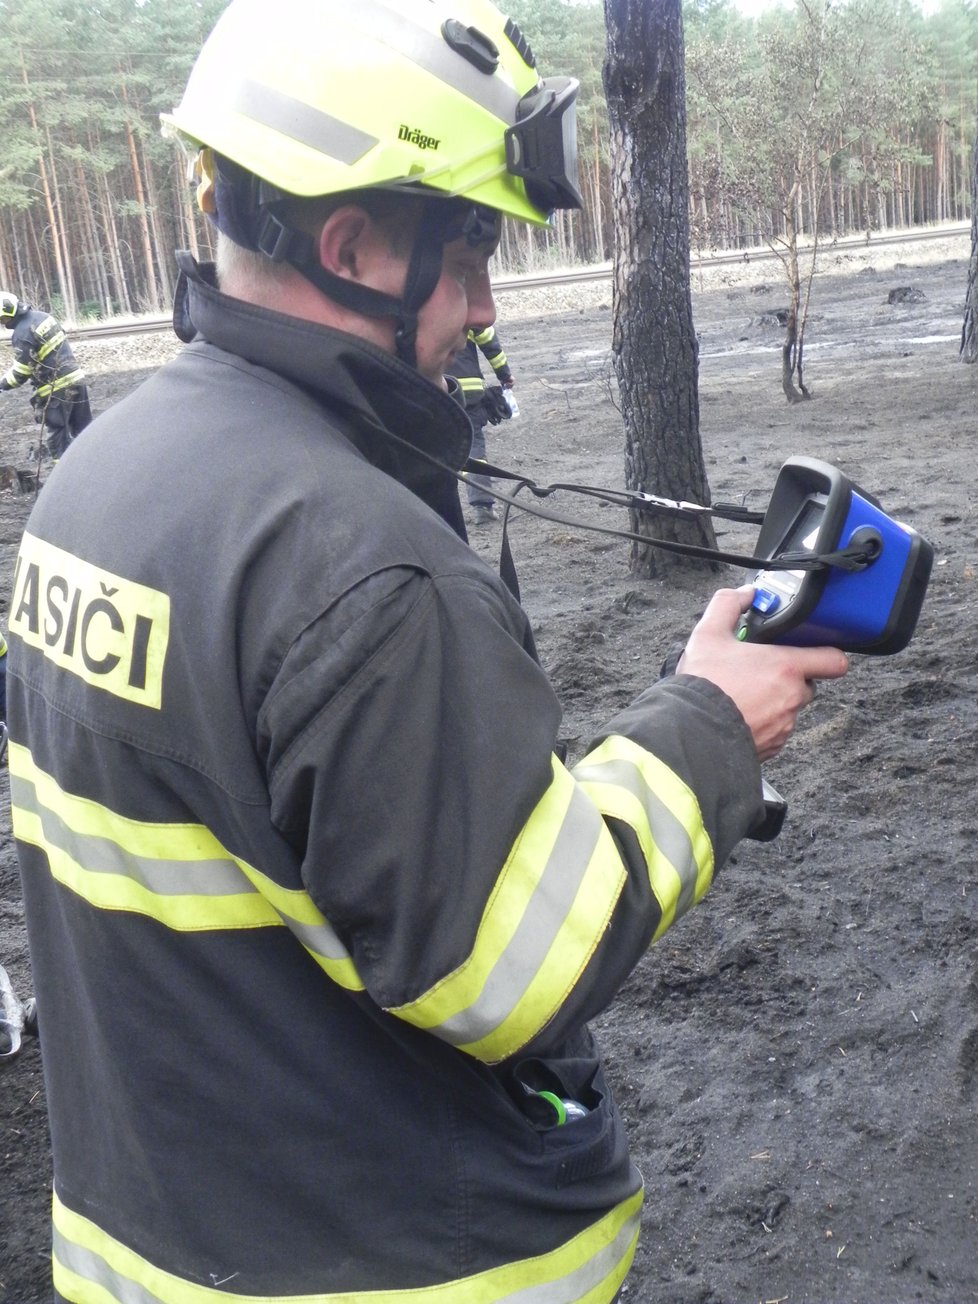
[0,0,974,317]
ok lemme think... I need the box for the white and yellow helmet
[0,292,24,323]
[162,0,581,226]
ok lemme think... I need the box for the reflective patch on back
[11,532,170,709]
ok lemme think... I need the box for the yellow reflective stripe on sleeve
[458,376,485,392]
[36,369,85,398]
[232,857,364,991]
[3,363,30,385]
[52,1186,642,1303]
[473,327,495,345]
[36,328,66,361]
[572,735,714,940]
[10,743,363,991]
[390,757,626,1063]
[489,352,509,370]
[51,368,85,391]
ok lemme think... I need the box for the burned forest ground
[2,229,977,1303]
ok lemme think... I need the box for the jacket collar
[173,253,473,533]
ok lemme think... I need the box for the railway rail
[61,222,971,343]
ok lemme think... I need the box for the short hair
[215,232,287,294]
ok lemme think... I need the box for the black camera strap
[347,399,878,600]
[463,457,878,601]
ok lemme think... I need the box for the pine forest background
[2,0,976,323]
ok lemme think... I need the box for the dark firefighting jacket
[0,305,85,400]
[447,324,512,424]
[9,256,765,1304]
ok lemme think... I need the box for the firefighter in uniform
[448,323,514,524]
[0,294,92,460]
[8,2,849,1301]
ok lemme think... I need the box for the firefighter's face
[412,236,497,390]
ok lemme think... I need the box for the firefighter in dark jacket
[447,323,514,524]
[0,293,92,460]
[8,2,849,1301]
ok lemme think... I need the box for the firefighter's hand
[677,585,849,762]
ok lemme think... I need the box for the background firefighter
[447,322,516,524]
[0,293,92,461]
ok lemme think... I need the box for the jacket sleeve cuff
[588,674,765,868]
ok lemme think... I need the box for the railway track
[64,222,971,343]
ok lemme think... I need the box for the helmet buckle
[255,212,313,265]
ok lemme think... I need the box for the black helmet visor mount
[505,76,582,215]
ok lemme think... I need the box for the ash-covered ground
[2,229,976,1303]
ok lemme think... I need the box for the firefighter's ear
[317,207,379,282]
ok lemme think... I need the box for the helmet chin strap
[252,193,497,369]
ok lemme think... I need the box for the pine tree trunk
[127,120,160,309]
[76,161,110,313]
[603,0,717,579]
[0,230,11,288]
[96,162,134,316]
[144,157,173,303]
[120,76,161,310]
[181,182,203,263]
[960,118,978,364]
[44,127,78,321]
[20,55,72,317]
[591,116,606,260]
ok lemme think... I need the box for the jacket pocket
[512,1054,624,1189]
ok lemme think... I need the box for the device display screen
[778,498,824,558]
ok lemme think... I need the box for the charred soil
[2,233,977,1303]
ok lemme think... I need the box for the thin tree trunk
[97,163,134,316]
[120,76,160,310]
[144,157,173,303]
[20,54,71,315]
[780,172,812,403]
[959,115,978,363]
[44,126,78,320]
[591,116,605,260]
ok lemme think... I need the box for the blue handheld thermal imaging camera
[740,457,933,655]
[739,457,933,842]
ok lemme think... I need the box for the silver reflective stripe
[55,1230,151,1304]
[502,1204,640,1303]
[435,785,603,1047]
[231,79,378,164]
[577,756,700,918]
[285,913,350,962]
[53,1201,639,1303]
[12,769,353,966]
[11,772,246,897]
